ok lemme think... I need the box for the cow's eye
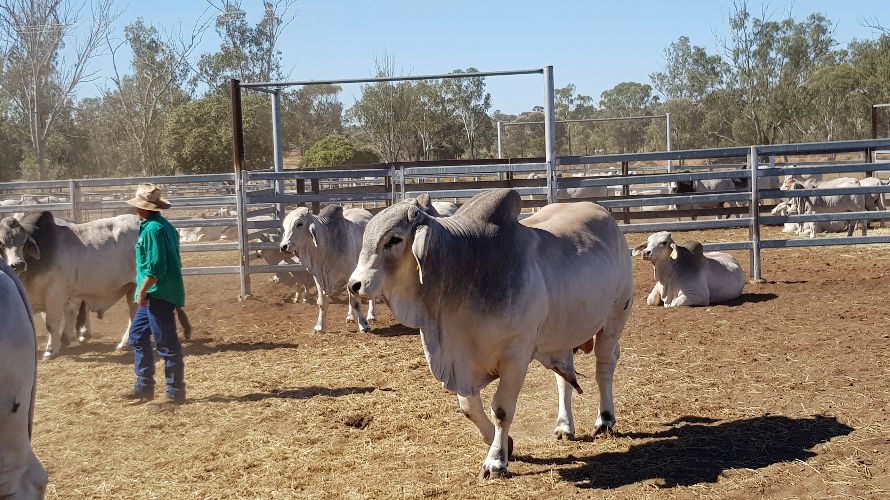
[660,242,667,246]
[385,236,402,248]
[296,223,303,228]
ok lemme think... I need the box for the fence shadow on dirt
[514,414,852,489]
[201,385,380,403]
[62,338,301,364]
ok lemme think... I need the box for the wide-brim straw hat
[126,183,171,211]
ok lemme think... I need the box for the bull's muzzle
[641,250,652,261]
[279,243,290,253]
[348,279,362,294]
[10,260,27,272]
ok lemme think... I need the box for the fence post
[311,179,320,214]
[749,146,764,283]
[621,161,630,224]
[666,112,673,173]
[543,66,558,204]
[68,179,81,222]
[229,78,251,299]
[270,90,285,221]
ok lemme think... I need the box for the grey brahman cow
[0,260,49,499]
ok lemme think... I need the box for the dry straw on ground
[32,227,890,498]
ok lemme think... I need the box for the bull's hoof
[367,313,377,322]
[358,324,371,333]
[345,316,355,323]
[42,351,57,361]
[78,335,89,344]
[313,324,324,333]
[479,464,509,480]
[116,344,132,352]
[554,429,575,441]
[291,296,300,304]
[593,412,616,437]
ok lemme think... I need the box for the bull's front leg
[346,290,370,333]
[481,361,528,480]
[116,297,137,351]
[646,282,663,306]
[366,296,376,322]
[315,291,329,332]
[42,305,65,360]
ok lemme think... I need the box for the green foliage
[302,134,379,168]
[162,94,272,174]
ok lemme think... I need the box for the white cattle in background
[280,205,375,333]
[254,232,317,303]
[0,260,49,499]
[348,189,633,479]
[784,178,869,238]
[633,231,744,307]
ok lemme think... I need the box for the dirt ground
[32,226,890,499]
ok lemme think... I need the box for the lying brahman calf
[348,189,634,479]
[280,205,375,332]
[0,260,48,499]
[633,231,744,307]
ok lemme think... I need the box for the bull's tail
[176,307,193,340]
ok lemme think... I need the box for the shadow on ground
[514,414,852,489]
[372,324,419,337]
[722,292,779,306]
[201,385,381,403]
[63,338,300,364]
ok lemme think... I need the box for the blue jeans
[128,298,185,399]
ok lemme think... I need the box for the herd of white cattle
[0,166,887,494]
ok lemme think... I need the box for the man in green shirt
[121,183,186,404]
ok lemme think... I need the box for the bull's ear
[631,242,647,256]
[669,243,678,260]
[309,223,320,248]
[411,225,431,285]
[25,235,40,260]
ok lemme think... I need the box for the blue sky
[80,0,889,113]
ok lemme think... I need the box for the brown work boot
[120,388,154,403]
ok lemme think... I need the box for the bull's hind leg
[593,310,630,435]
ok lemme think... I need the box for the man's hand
[136,276,158,307]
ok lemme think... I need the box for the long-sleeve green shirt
[134,212,185,307]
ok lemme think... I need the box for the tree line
[0,1,888,182]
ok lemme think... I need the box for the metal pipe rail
[619,218,752,233]
[758,162,890,178]
[761,211,890,225]
[402,163,548,176]
[559,168,751,188]
[759,185,890,200]
[597,191,750,209]
[245,169,391,181]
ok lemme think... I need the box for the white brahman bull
[0,260,49,499]
[0,212,190,358]
[280,205,375,332]
[348,189,633,479]
[633,231,744,307]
